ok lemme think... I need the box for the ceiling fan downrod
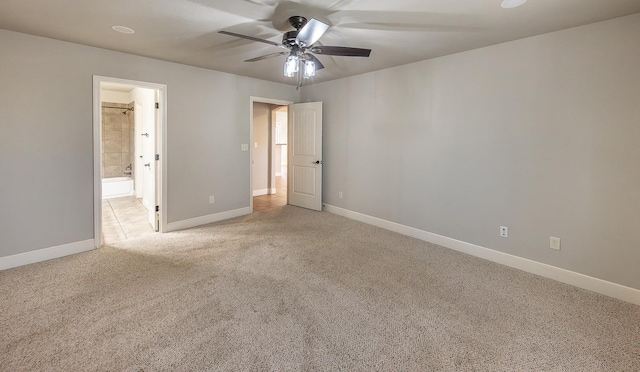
[288,16,308,30]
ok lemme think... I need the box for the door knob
[144,163,151,168]
[313,160,323,164]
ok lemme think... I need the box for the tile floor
[253,175,287,212]
[102,196,156,244]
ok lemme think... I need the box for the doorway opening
[250,97,293,212]
[93,76,167,247]
[252,103,288,211]
[249,97,323,212]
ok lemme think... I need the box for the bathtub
[102,177,134,199]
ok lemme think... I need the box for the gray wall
[0,29,298,257]
[301,14,640,290]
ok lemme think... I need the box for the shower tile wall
[101,102,135,178]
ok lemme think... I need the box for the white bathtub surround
[102,177,134,199]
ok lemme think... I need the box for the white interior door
[141,91,156,229]
[152,90,160,231]
[288,102,322,211]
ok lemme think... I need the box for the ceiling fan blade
[245,51,289,62]
[338,22,481,32]
[310,46,371,57]
[329,10,482,32]
[295,19,330,47]
[306,54,325,70]
[218,30,282,48]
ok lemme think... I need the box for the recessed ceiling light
[501,0,527,8]
[112,25,135,34]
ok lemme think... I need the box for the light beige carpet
[1,206,639,370]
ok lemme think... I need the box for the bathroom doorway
[93,76,167,247]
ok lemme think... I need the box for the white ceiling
[1,0,639,86]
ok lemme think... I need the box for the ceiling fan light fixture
[303,60,316,79]
[284,54,299,77]
[501,0,527,8]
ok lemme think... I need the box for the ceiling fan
[219,16,371,83]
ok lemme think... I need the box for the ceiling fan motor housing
[283,31,299,47]
[283,16,308,47]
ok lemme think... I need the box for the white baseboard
[253,188,277,196]
[167,207,251,232]
[0,239,95,271]
[253,189,268,196]
[323,204,640,306]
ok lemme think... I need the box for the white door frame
[92,75,168,248]
[249,96,293,211]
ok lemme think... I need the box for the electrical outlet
[339,191,343,199]
[500,226,508,238]
[209,196,215,204]
[550,236,561,250]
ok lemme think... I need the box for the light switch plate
[241,144,249,151]
[550,236,561,250]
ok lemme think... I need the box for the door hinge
[155,154,160,161]
[155,102,159,109]
[155,205,159,212]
